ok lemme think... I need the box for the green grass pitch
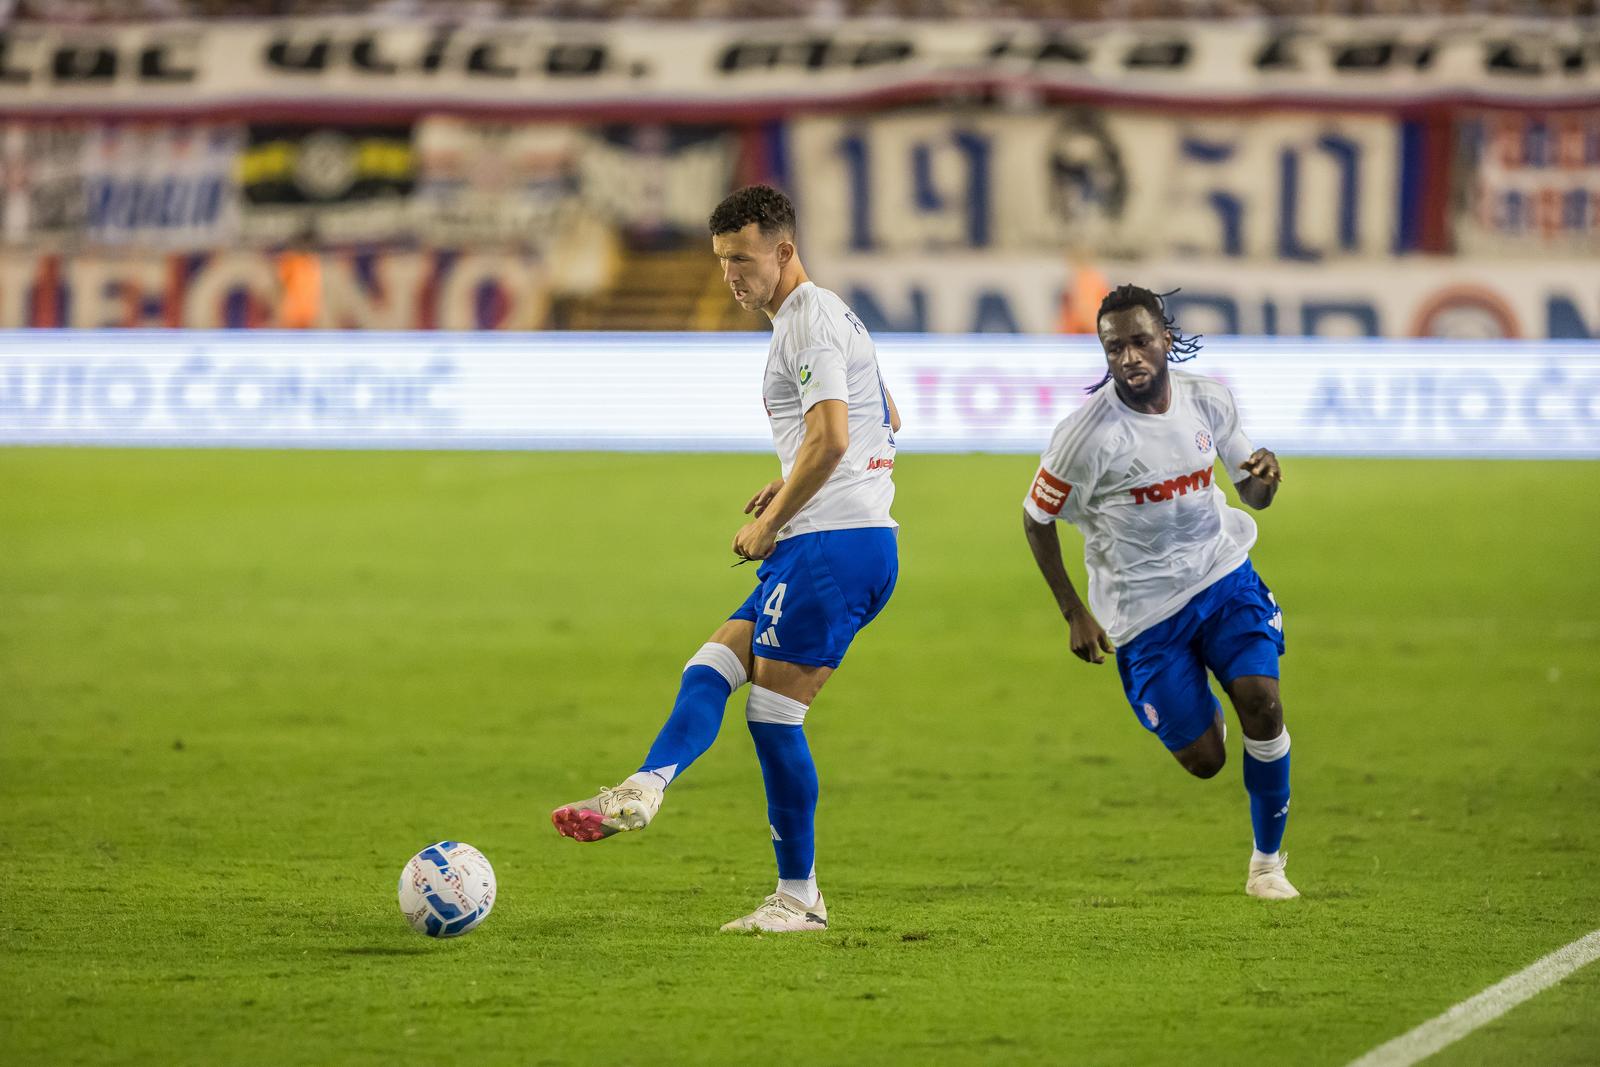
[2,448,1598,1066]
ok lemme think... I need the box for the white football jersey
[763,282,897,539]
[1023,369,1259,646]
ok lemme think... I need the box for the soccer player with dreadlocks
[1021,285,1299,900]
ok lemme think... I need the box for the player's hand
[744,478,784,517]
[1066,605,1115,665]
[1241,448,1282,485]
[732,519,778,561]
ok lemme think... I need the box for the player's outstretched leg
[1230,675,1297,900]
[721,685,828,932]
[552,628,750,843]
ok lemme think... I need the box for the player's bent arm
[753,399,849,534]
[885,388,902,433]
[1022,511,1113,665]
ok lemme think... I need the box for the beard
[1116,363,1168,404]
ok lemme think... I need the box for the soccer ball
[397,841,497,938]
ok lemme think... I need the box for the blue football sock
[747,689,818,882]
[1242,728,1291,855]
[637,644,746,786]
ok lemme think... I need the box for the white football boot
[1245,852,1300,900]
[550,781,663,842]
[719,891,829,933]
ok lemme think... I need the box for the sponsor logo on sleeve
[1030,468,1072,515]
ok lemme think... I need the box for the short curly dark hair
[708,184,796,239]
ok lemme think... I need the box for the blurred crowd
[7,0,1594,21]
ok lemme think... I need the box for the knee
[1238,699,1283,736]
[1181,748,1226,779]
[1232,685,1283,734]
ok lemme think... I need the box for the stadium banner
[0,18,1593,117]
[805,254,1600,340]
[239,123,415,244]
[0,250,551,330]
[1452,108,1600,259]
[790,110,1400,260]
[1,332,1595,458]
[7,250,1598,337]
[0,116,734,252]
[414,117,735,246]
[0,121,241,248]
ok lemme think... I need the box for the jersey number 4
[763,584,786,625]
[757,584,787,648]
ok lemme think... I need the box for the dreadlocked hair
[1086,285,1203,393]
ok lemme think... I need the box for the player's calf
[635,638,751,789]
[1231,680,1294,897]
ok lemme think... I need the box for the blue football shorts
[730,527,898,669]
[1113,559,1285,752]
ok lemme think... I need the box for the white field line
[1348,929,1600,1067]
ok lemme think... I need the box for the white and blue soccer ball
[398,841,497,938]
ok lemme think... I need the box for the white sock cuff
[746,685,808,726]
[1244,728,1290,762]
[686,642,748,690]
[629,767,674,790]
[777,876,820,908]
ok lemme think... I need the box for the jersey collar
[771,281,815,322]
